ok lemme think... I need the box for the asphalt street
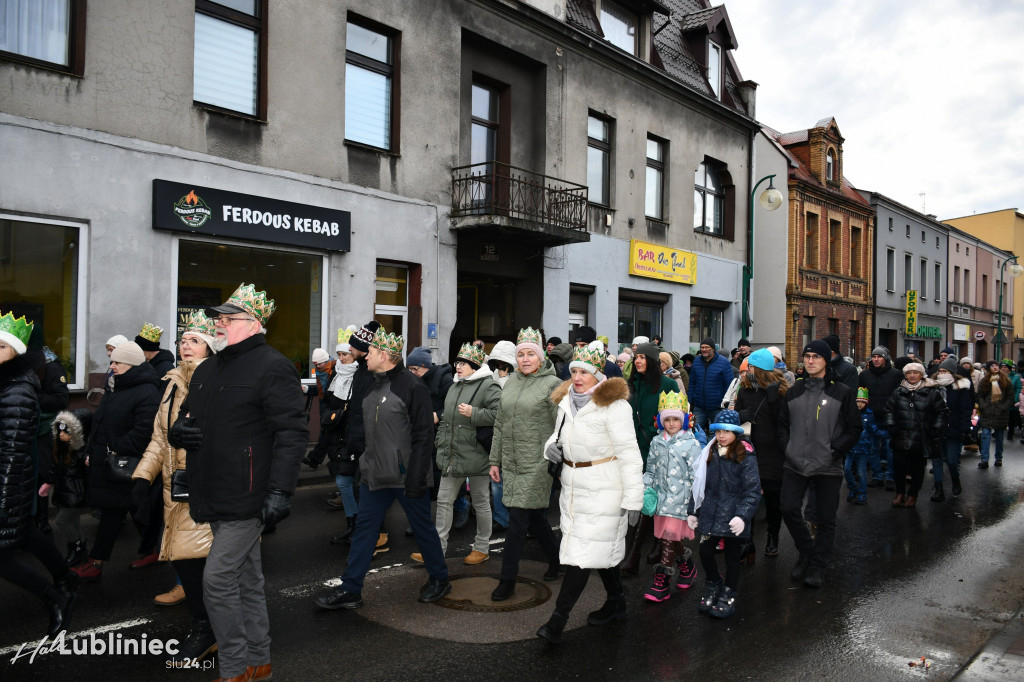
[2,441,1024,681]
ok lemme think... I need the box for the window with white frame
[587,115,612,206]
[645,136,665,220]
[694,160,725,236]
[708,41,722,98]
[826,150,834,181]
[599,0,638,55]
[193,0,266,118]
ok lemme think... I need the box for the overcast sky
[725,0,1024,221]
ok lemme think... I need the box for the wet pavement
[3,441,1024,681]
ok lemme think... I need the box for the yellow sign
[628,239,697,284]
[905,289,918,336]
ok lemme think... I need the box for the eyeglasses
[179,337,205,346]
[214,316,254,326]
[454,360,467,367]
[803,353,824,360]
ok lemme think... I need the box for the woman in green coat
[488,328,562,602]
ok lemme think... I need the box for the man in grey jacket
[779,339,861,588]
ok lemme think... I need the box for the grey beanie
[405,346,432,369]
[939,357,959,374]
[871,346,891,361]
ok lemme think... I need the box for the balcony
[450,162,590,245]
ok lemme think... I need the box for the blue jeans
[491,477,509,527]
[979,428,1005,463]
[334,474,358,516]
[844,450,868,495]
[933,438,962,484]
[867,436,882,479]
[693,406,720,434]
[340,485,447,594]
[877,436,894,482]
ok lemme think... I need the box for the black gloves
[168,415,203,450]
[258,490,291,527]
[548,460,563,480]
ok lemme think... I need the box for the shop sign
[974,330,986,340]
[627,239,697,285]
[953,324,970,341]
[904,290,917,336]
[915,325,942,339]
[153,180,351,252]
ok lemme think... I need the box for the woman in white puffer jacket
[535,342,644,644]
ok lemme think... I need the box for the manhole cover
[433,574,551,612]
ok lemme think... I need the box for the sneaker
[846,491,856,503]
[315,588,363,610]
[643,567,672,602]
[709,586,736,618]
[128,549,159,570]
[71,560,102,582]
[675,558,697,589]
[325,497,345,510]
[154,584,185,606]
[464,550,489,565]
[854,492,868,505]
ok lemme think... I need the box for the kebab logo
[173,189,213,228]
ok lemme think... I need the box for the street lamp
[996,255,1024,360]
[742,174,784,338]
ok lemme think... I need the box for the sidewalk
[953,609,1024,681]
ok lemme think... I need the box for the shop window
[587,114,612,207]
[0,216,84,386]
[689,304,723,350]
[694,159,732,238]
[193,0,267,118]
[619,299,663,351]
[645,136,665,220]
[374,262,408,343]
[177,240,322,378]
[346,17,399,150]
[0,0,86,75]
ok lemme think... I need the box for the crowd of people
[2,289,1022,678]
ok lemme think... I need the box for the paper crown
[138,322,164,343]
[857,387,869,401]
[370,328,404,355]
[227,283,276,325]
[0,310,34,354]
[456,342,486,367]
[184,311,216,337]
[337,327,354,344]
[597,335,609,346]
[571,342,605,373]
[516,327,543,347]
[658,391,689,413]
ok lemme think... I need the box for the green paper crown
[517,327,543,347]
[857,387,869,401]
[658,391,688,413]
[185,311,215,337]
[138,322,164,343]
[370,328,404,355]
[0,311,33,347]
[227,283,276,325]
[457,342,486,367]
[572,342,605,373]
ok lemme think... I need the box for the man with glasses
[168,283,306,682]
[779,339,861,589]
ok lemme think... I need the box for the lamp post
[742,174,784,339]
[996,255,1024,360]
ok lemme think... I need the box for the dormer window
[708,42,722,98]
[600,1,638,55]
[826,150,835,181]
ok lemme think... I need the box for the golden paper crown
[597,335,609,346]
[370,328,404,355]
[457,342,486,367]
[0,310,34,350]
[138,322,164,343]
[658,391,688,413]
[571,342,605,373]
[337,327,354,344]
[185,311,216,337]
[516,327,543,347]
[227,283,276,325]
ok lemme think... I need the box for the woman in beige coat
[133,312,217,666]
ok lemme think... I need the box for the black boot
[951,476,962,497]
[536,611,569,644]
[43,584,75,638]
[930,483,945,503]
[330,515,357,545]
[588,569,626,625]
[65,539,87,567]
[491,579,516,602]
[619,515,652,576]
[168,619,218,666]
[765,532,779,557]
[738,541,756,565]
[698,579,722,613]
[709,586,736,618]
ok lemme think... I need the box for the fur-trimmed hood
[551,376,629,407]
[51,408,91,451]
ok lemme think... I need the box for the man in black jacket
[822,334,858,392]
[316,328,451,611]
[779,339,861,589]
[135,322,175,377]
[858,346,903,489]
[169,283,305,682]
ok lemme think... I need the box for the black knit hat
[574,326,597,344]
[802,339,832,360]
[349,320,381,353]
[822,334,841,356]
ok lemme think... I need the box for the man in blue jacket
[689,337,733,432]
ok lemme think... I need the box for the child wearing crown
[641,391,704,603]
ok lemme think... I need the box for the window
[802,316,816,351]
[888,217,893,231]
[826,150,834,181]
[178,239,323,378]
[374,262,408,343]
[849,320,859,362]
[587,115,611,206]
[620,300,663,347]
[694,161,725,235]
[966,246,970,256]
[0,215,84,387]
[906,224,910,238]
[850,227,862,277]
[805,213,819,268]
[0,0,85,75]
[689,304,723,350]
[956,243,960,252]
[828,318,839,336]
[645,136,665,220]
[904,253,913,292]
[345,18,398,150]
[886,248,895,292]
[921,230,926,243]
[934,264,941,303]
[708,42,722,98]
[194,0,267,118]
[920,258,928,298]
[964,269,971,304]
[829,219,842,273]
[599,0,638,55]
[953,265,961,301]
[936,236,940,249]
[982,274,988,308]
[471,83,500,168]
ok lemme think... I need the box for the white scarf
[329,361,358,401]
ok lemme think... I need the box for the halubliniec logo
[173,189,213,227]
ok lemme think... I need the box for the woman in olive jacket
[488,328,562,601]
[430,343,501,564]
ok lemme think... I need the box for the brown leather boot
[903,496,917,508]
[891,494,906,507]
[247,663,272,681]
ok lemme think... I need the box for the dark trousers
[341,484,447,594]
[90,508,146,561]
[762,478,783,536]
[500,506,559,581]
[0,526,65,597]
[554,565,621,615]
[173,557,209,621]
[699,535,742,589]
[781,471,842,571]
[892,448,925,497]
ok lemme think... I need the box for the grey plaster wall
[751,131,789,351]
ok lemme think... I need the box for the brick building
[766,118,874,366]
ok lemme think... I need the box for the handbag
[105,448,140,483]
[170,469,189,502]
